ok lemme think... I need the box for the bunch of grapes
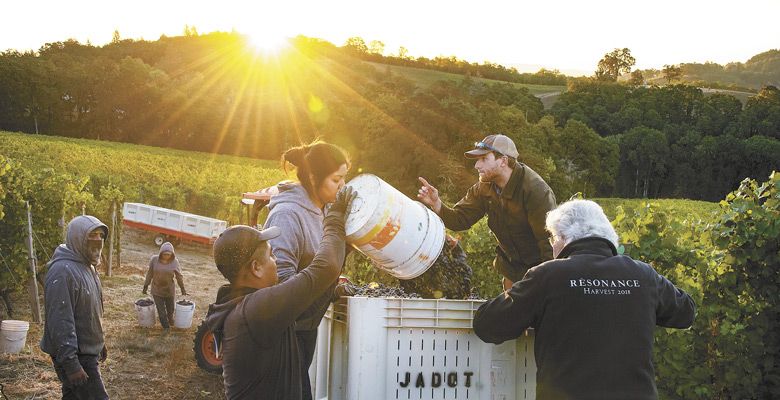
[344,282,421,298]
[399,240,473,299]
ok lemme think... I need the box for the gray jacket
[40,215,108,375]
[264,182,334,331]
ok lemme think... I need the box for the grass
[700,88,755,105]
[594,197,720,222]
[365,62,566,96]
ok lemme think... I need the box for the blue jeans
[52,354,109,400]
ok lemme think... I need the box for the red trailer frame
[122,219,216,246]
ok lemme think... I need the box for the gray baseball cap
[464,134,519,159]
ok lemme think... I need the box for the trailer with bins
[122,202,227,246]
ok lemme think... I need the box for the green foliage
[704,172,780,398]
[609,173,779,399]
[551,81,780,200]
[0,155,94,292]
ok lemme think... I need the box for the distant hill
[640,49,780,90]
[365,61,565,96]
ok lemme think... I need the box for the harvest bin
[310,297,536,400]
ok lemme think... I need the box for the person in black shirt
[204,186,355,400]
[474,199,696,400]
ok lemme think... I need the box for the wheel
[193,320,223,374]
[168,235,182,247]
[153,235,165,246]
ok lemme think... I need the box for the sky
[2,0,779,76]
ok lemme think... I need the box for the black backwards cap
[213,225,280,281]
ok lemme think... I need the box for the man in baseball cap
[463,134,520,159]
[418,134,556,290]
[205,186,356,400]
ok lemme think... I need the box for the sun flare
[245,30,290,56]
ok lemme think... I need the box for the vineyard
[1,131,778,399]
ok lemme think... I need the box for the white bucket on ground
[344,174,445,280]
[173,300,195,329]
[134,299,156,328]
[1,320,30,354]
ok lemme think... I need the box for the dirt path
[0,227,229,399]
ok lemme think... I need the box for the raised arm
[243,187,356,342]
[438,184,487,231]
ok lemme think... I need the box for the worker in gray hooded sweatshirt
[41,215,110,400]
[143,241,187,330]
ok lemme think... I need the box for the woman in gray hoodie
[143,242,187,329]
[264,140,349,400]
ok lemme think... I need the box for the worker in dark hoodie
[205,185,356,400]
[142,241,187,330]
[41,215,110,400]
[263,140,351,400]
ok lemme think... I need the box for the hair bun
[282,147,307,168]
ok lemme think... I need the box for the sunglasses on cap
[474,141,503,156]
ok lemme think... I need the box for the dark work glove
[181,289,189,296]
[142,286,148,295]
[100,345,108,363]
[332,282,357,301]
[329,186,357,215]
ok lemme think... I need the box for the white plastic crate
[310,297,536,400]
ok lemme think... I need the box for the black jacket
[474,237,696,400]
[204,210,345,400]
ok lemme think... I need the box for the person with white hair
[473,199,696,400]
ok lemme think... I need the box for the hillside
[365,61,565,95]
[639,49,780,91]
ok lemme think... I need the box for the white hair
[545,199,619,248]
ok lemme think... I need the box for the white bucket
[344,174,445,280]
[134,299,156,328]
[1,320,30,354]
[173,300,195,329]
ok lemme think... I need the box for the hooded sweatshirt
[264,182,334,331]
[204,208,346,400]
[144,242,185,297]
[40,215,108,375]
